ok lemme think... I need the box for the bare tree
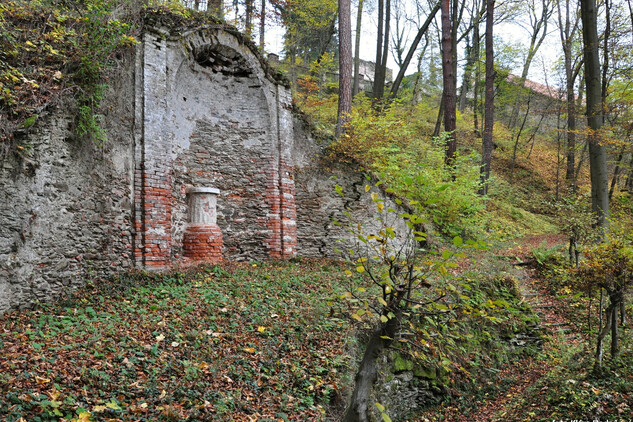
[480,0,495,195]
[458,0,484,111]
[441,0,457,164]
[353,0,365,96]
[245,0,254,36]
[259,0,265,49]
[337,0,353,137]
[389,1,441,99]
[509,0,555,129]
[373,0,391,101]
[557,0,583,190]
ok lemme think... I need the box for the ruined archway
[133,26,297,269]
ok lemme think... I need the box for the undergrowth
[0,0,142,149]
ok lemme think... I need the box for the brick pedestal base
[183,225,223,262]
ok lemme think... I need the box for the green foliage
[273,0,338,64]
[331,99,485,238]
[576,238,633,296]
[336,183,540,417]
[531,242,566,268]
[0,0,138,148]
[551,194,599,245]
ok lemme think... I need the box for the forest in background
[1,0,633,420]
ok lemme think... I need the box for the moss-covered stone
[393,353,414,372]
[414,366,437,380]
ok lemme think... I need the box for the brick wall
[136,27,299,264]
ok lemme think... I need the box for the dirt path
[416,234,584,422]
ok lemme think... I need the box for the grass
[0,260,355,421]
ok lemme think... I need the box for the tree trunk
[381,0,391,75]
[389,1,440,99]
[412,38,429,103]
[601,0,611,103]
[565,84,577,188]
[352,0,365,96]
[337,0,353,138]
[459,37,473,111]
[259,0,265,49]
[628,0,633,44]
[611,294,619,359]
[479,0,495,195]
[558,0,580,190]
[609,147,626,199]
[509,92,532,184]
[245,0,254,36]
[441,0,457,165]
[341,328,386,422]
[343,314,399,422]
[626,154,633,191]
[209,0,223,16]
[373,0,391,101]
[373,0,384,100]
[595,300,613,369]
[289,46,297,88]
[472,14,481,137]
[434,95,445,138]
[580,0,609,232]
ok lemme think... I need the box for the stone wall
[0,58,136,313]
[0,24,409,313]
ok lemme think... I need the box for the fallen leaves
[0,260,354,420]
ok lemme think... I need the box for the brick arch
[133,26,296,269]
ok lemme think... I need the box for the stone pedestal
[183,187,223,262]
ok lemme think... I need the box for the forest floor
[415,234,633,422]
[1,235,631,422]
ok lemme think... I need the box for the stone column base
[183,225,223,262]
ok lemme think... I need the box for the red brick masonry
[182,225,223,262]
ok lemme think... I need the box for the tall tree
[580,0,609,230]
[352,0,365,96]
[209,0,224,15]
[480,0,495,194]
[458,0,485,111]
[441,0,457,164]
[245,0,254,36]
[373,0,385,99]
[472,6,482,136]
[557,0,582,190]
[373,0,391,101]
[390,0,409,70]
[509,0,555,129]
[337,0,353,137]
[259,0,266,49]
[270,0,338,86]
[389,1,441,99]
[557,0,583,189]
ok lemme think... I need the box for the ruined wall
[135,26,297,266]
[0,60,136,313]
[292,120,413,259]
[0,24,409,313]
